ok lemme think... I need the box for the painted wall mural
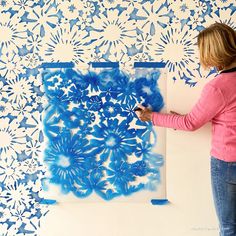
[0,0,235,235]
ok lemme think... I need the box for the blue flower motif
[72,159,107,198]
[119,102,138,122]
[99,84,120,102]
[63,107,91,129]
[90,119,137,162]
[86,95,103,111]
[44,134,93,194]
[116,76,137,105]
[135,142,153,159]
[102,101,121,118]
[107,160,135,195]
[135,120,155,142]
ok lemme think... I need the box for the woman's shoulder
[201,75,225,97]
[207,72,234,88]
[203,72,236,100]
[203,75,221,90]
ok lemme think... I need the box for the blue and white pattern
[0,0,235,235]
[42,65,164,200]
[0,72,48,235]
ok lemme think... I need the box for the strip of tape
[39,62,75,68]
[151,199,169,205]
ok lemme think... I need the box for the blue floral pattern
[0,0,235,234]
[42,65,164,200]
[0,73,48,235]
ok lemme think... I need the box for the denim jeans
[211,156,236,236]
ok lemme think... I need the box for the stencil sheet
[40,62,167,202]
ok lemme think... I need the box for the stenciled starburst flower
[136,1,170,35]
[90,9,136,58]
[0,181,34,209]
[25,140,42,158]
[106,160,136,194]
[192,0,209,18]
[0,157,23,185]
[152,23,199,82]
[90,119,137,162]
[76,13,93,30]
[21,53,41,69]
[136,33,154,52]
[44,134,93,194]
[26,3,59,37]
[9,206,32,228]
[0,53,26,80]
[82,0,96,17]
[0,76,34,104]
[11,101,33,121]
[26,34,43,52]
[0,12,27,53]
[21,157,41,175]
[0,118,26,159]
[187,13,205,30]
[41,24,92,68]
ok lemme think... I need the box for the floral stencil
[42,65,164,200]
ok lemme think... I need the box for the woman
[136,22,236,236]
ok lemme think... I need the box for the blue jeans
[211,157,236,236]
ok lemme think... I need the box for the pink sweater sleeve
[152,84,226,131]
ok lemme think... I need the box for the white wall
[39,75,219,236]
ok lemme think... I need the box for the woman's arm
[137,83,226,131]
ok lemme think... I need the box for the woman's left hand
[135,104,152,122]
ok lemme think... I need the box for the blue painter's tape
[91,62,119,68]
[134,62,166,68]
[39,199,57,205]
[39,62,75,68]
[151,199,169,205]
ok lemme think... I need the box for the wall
[0,0,235,235]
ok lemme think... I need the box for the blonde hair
[197,22,236,71]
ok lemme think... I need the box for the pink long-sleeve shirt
[152,68,236,162]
